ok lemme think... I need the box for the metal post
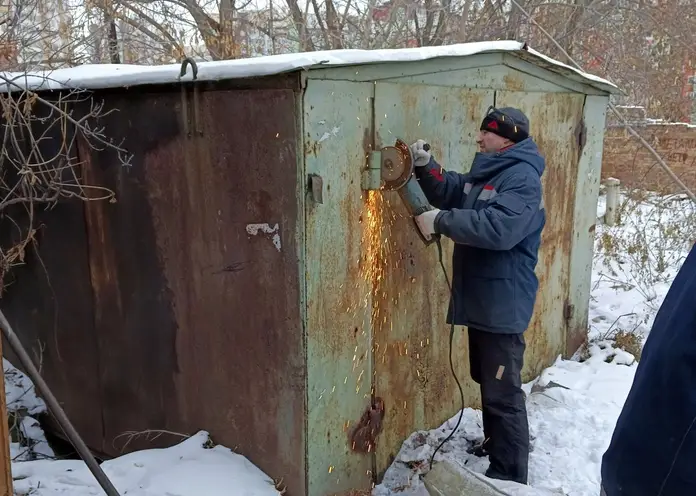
[604,177,621,226]
[0,309,121,496]
[0,335,13,496]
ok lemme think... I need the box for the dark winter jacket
[415,137,546,334]
[601,243,696,496]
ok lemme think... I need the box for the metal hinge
[564,302,575,324]
[574,118,587,160]
[348,397,384,453]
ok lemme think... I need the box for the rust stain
[143,88,306,495]
[306,138,322,157]
[0,113,105,453]
[348,397,385,453]
[503,74,525,91]
[373,85,491,478]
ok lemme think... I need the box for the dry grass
[614,329,643,361]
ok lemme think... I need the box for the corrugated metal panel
[372,83,494,477]
[80,86,306,494]
[566,95,609,356]
[495,91,586,377]
[304,79,375,495]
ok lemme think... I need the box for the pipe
[0,309,121,496]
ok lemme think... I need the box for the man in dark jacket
[601,243,696,496]
[410,106,546,484]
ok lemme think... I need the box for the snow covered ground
[4,189,693,496]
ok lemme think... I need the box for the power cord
[428,236,465,471]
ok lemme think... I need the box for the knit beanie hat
[480,106,530,143]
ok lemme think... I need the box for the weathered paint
[566,95,609,356]
[308,53,502,82]
[375,65,581,94]
[494,91,585,379]
[304,79,375,495]
[155,88,305,494]
[372,83,494,477]
[80,86,306,494]
[307,53,614,96]
[78,93,185,456]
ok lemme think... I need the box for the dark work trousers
[468,327,529,484]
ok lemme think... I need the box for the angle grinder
[380,138,439,245]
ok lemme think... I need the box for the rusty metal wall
[0,101,104,450]
[495,91,585,379]
[372,83,494,476]
[77,82,306,494]
[566,95,609,356]
[303,79,376,496]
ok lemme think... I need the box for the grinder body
[379,138,439,245]
[397,176,438,245]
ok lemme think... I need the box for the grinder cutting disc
[380,138,415,191]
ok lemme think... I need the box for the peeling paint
[246,223,282,252]
[319,126,341,143]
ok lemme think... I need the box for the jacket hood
[468,137,545,182]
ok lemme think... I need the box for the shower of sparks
[326,177,445,479]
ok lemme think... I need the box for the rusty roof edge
[0,40,618,95]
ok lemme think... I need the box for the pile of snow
[4,361,280,495]
[12,431,281,496]
[4,359,54,461]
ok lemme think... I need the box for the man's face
[476,130,513,153]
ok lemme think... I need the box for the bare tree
[0,78,131,292]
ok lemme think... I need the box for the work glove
[415,208,441,237]
[410,139,431,167]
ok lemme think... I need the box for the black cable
[428,236,465,471]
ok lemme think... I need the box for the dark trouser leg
[468,329,491,445]
[468,327,529,484]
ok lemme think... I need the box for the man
[410,106,546,484]
[601,242,696,495]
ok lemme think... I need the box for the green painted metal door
[494,91,585,379]
[372,83,494,476]
[304,79,375,495]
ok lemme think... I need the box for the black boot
[467,439,489,457]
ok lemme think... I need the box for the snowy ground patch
[4,358,54,461]
[590,190,693,342]
[4,361,281,495]
[12,431,281,496]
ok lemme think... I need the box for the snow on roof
[0,40,618,94]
